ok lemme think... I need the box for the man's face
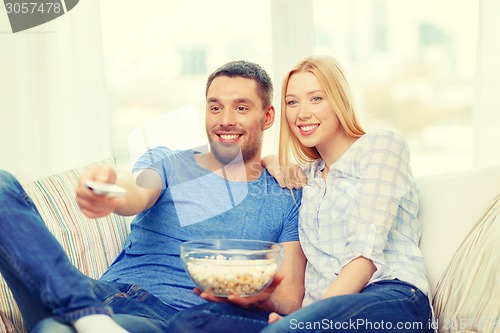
[205,76,274,165]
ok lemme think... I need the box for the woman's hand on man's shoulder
[262,155,307,189]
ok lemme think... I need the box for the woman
[262,55,433,332]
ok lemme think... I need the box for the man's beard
[210,141,243,165]
[208,134,261,166]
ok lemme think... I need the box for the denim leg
[95,282,179,332]
[166,302,270,333]
[32,314,169,333]
[31,282,180,333]
[262,280,434,333]
[0,170,111,330]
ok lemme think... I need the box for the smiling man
[198,65,275,179]
[0,60,305,333]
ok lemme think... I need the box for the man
[0,60,306,333]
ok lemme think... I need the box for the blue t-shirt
[100,147,301,310]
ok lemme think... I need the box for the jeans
[166,280,433,333]
[166,302,271,333]
[0,170,178,332]
[32,283,177,333]
[263,280,434,333]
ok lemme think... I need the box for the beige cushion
[432,195,499,333]
[0,161,130,333]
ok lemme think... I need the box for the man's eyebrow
[234,98,254,105]
[207,97,256,106]
[207,97,220,103]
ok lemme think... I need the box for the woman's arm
[267,241,307,313]
[321,256,376,299]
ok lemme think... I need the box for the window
[100,0,483,176]
[312,0,479,176]
[99,0,273,170]
[2,0,496,182]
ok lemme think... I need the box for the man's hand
[75,163,126,218]
[194,274,285,312]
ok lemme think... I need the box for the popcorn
[185,256,278,297]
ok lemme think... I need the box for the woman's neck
[317,131,359,176]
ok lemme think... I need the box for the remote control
[85,180,126,197]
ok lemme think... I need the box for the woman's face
[285,72,342,152]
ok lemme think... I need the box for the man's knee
[0,170,27,208]
[0,170,18,187]
[0,170,23,194]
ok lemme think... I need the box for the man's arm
[113,169,162,216]
[76,164,161,218]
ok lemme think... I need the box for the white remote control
[85,180,126,197]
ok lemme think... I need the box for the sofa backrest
[417,166,500,293]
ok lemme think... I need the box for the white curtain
[0,0,111,182]
[474,0,500,169]
[269,0,315,156]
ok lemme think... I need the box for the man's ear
[262,105,275,131]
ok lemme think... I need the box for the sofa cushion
[432,195,499,333]
[0,161,130,333]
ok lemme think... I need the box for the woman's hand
[268,312,283,324]
[261,155,307,189]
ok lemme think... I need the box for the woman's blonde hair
[278,55,365,167]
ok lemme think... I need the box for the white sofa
[418,166,500,293]
[0,162,499,333]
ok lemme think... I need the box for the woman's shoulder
[363,128,405,141]
[360,128,408,151]
[354,129,412,169]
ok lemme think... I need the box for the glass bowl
[180,239,284,297]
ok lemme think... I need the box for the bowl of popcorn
[180,239,284,297]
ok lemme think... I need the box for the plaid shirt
[299,129,429,305]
